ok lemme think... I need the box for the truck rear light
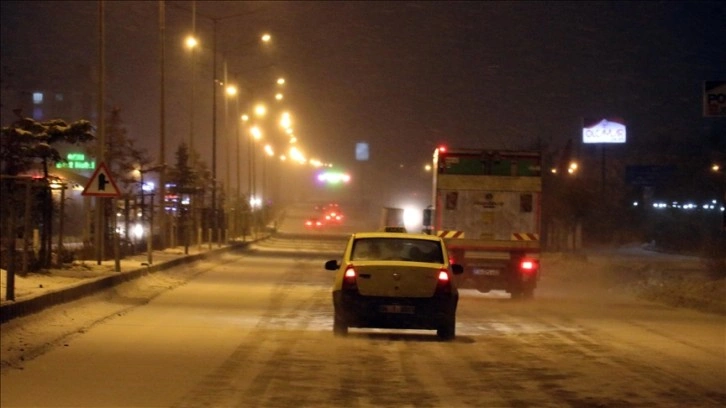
[519,259,538,273]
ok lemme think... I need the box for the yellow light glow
[226,85,237,96]
[261,33,272,42]
[275,93,284,101]
[185,35,198,49]
[250,126,262,140]
[254,104,267,117]
[264,144,274,156]
[241,114,249,122]
[289,146,305,163]
[277,78,285,85]
[280,112,292,129]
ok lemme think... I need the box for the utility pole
[95,1,106,265]
[158,0,167,249]
[211,19,218,244]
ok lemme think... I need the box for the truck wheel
[511,285,534,300]
[437,315,456,341]
[333,313,348,336]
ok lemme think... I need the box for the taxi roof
[351,231,442,242]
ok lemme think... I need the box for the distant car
[323,210,344,224]
[304,218,324,229]
[324,231,464,340]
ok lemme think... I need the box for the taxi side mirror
[325,260,340,271]
[451,264,464,275]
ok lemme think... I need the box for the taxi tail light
[435,268,452,295]
[343,265,358,290]
[519,259,538,274]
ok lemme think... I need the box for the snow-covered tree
[1,109,95,270]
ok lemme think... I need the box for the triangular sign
[82,162,121,197]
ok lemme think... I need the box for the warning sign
[82,162,121,197]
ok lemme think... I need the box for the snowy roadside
[1,245,224,304]
[544,245,726,315]
[1,262,206,373]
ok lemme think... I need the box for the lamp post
[249,122,264,235]
[158,0,167,249]
[224,81,238,238]
[211,19,219,245]
[239,113,249,238]
[134,165,164,264]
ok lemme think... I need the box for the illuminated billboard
[582,118,626,144]
[317,171,351,184]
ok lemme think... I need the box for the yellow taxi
[325,232,464,340]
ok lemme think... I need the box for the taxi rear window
[352,238,444,263]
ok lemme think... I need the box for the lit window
[55,93,64,102]
[33,92,44,104]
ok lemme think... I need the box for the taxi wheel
[522,286,535,299]
[333,314,348,336]
[437,316,456,341]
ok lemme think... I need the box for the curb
[0,242,249,324]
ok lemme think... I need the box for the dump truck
[423,146,542,298]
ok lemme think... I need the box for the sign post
[82,162,121,267]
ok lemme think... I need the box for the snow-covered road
[1,243,724,407]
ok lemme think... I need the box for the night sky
[1,1,724,205]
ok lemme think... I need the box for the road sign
[82,162,121,197]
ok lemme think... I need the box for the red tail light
[435,268,452,295]
[343,265,357,290]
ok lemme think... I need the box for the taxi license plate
[380,305,415,314]
[473,268,499,276]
